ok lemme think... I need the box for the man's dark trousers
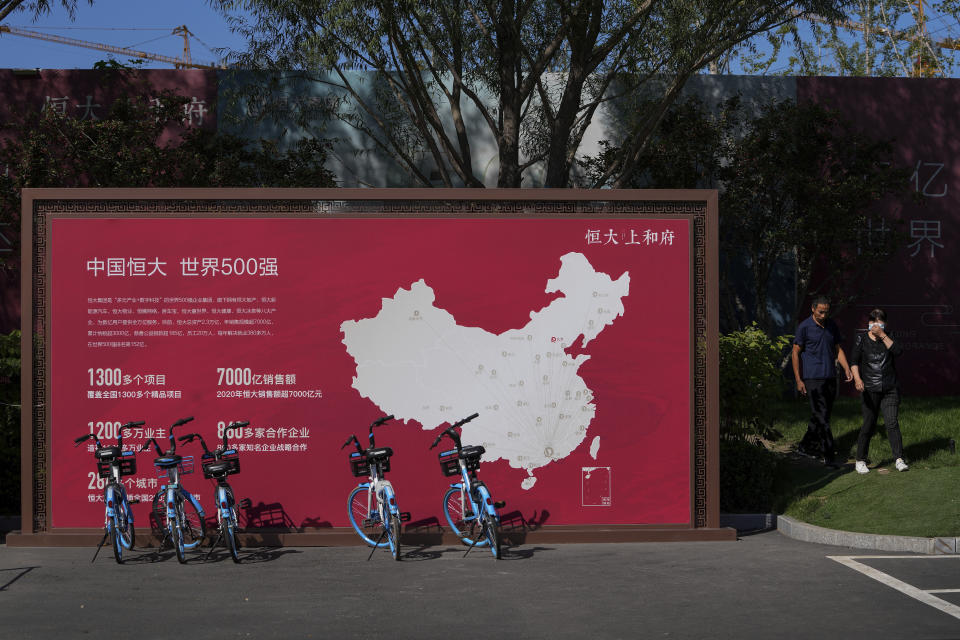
[799,378,837,459]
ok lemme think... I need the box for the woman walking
[850,308,908,473]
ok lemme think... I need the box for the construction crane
[0,24,223,69]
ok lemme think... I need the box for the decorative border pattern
[30,197,709,531]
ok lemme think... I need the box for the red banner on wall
[48,213,693,529]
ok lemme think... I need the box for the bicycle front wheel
[177,492,207,551]
[348,486,388,548]
[442,487,487,547]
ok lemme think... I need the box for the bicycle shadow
[499,546,555,560]
[202,547,303,564]
[425,545,555,561]
[402,516,445,548]
[0,566,37,591]
[398,544,445,561]
[243,501,299,530]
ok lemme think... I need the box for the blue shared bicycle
[430,412,504,559]
[141,416,208,563]
[341,415,410,561]
[178,422,251,563]
[74,420,145,563]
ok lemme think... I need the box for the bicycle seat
[365,447,393,462]
[154,455,182,468]
[203,461,232,477]
[95,446,122,461]
[460,445,485,460]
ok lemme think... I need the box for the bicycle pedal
[362,518,378,527]
[238,498,252,509]
[128,498,141,505]
[493,501,506,509]
[399,512,411,522]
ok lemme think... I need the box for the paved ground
[2,531,959,639]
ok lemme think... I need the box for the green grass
[770,395,960,537]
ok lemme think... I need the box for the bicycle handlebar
[342,415,394,453]
[223,421,248,451]
[370,415,394,428]
[429,412,479,450]
[73,420,146,450]
[178,433,210,455]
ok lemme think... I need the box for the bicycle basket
[438,449,461,477]
[96,450,137,478]
[155,455,194,479]
[202,451,240,479]
[349,451,370,477]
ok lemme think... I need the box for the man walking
[792,296,853,465]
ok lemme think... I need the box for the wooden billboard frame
[11,188,732,546]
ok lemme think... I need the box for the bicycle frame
[74,420,144,564]
[446,455,498,525]
[161,464,206,539]
[431,412,503,558]
[143,417,207,561]
[343,415,408,560]
[103,471,134,548]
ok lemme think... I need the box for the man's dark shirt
[851,332,903,392]
[794,316,842,380]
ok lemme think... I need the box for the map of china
[340,252,629,490]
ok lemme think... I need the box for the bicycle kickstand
[463,518,493,558]
[367,528,389,561]
[91,530,109,563]
[204,530,224,561]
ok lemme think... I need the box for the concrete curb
[777,514,958,554]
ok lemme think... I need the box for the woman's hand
[855,378,864,392]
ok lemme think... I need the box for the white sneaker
[855,460,869,474]
[895,458,909,472]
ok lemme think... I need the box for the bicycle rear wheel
[442,487,487,547]
[388,513,402,561]
[225,520,240,563]
[483,513,501,559]
[348,486,388,547]
[110,526,124,564]
[150,490,167,547]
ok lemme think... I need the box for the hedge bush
[718,324,792,441]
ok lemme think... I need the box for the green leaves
[719,324,793,441]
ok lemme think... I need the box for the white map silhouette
[340,252,629,489]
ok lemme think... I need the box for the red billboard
[18,190,723,544]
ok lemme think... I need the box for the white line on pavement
[829,556,960,621]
